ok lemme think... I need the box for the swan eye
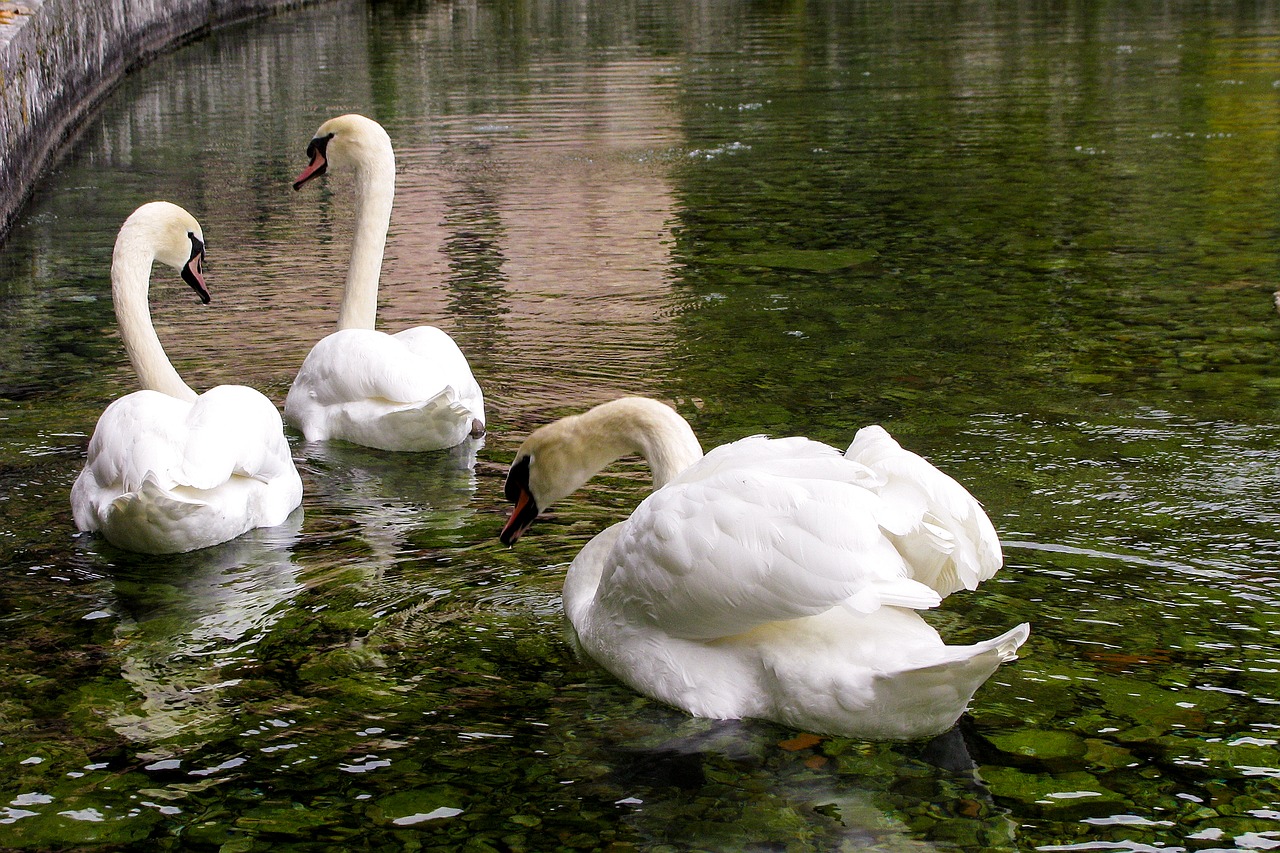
[504,456,531,503]
[306,132,334,161]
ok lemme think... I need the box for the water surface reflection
[92,515,305,744]
[1,0,1280,850]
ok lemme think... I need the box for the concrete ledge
[0,0,309,243]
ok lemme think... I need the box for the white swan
[284,114,485,452]
[71,202,304,555]
[500,397,1029,740]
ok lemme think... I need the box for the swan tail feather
[910,622,1029,670]
[841,577,943,613]
[383,389,475,425]
[879,622,1029,700]
[988,622,1031,663]
[845,425,1003,598]
[336,389,479,451]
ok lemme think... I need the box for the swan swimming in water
[71,202,303,555]
[284,114,485,452]
[500,397,1029,740]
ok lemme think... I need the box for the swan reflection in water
[77,434,480,747]
[81,512,304,743]
[557,711,1016,851]
[298,435,482,554]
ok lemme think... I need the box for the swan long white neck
[615,399,705,488]
[543,398,704,503]
[553,399,702,637]
[111,233,198,403]
[337,136,395,332]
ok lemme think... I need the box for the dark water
[2,0,1280,849]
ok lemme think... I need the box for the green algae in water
[3,0,1280,850]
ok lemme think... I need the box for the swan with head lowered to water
[284,114,485,452]
[500,397,1029,740]
[71,202,303,555]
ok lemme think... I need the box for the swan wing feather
[178,385,298,489]
[600,435,944,642]
[845,425,1002,596]
[78,390,194,495]
[292,329,447,406]
[394,326,485,420]
[329,389,478,451]
[286,327,484,449]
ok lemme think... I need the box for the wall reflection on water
[32,0,689,418]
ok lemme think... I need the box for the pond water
[2,0,1280,849]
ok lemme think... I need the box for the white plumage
[501,397,1028,740]
[284,114,485,451]
[71,202,303,554]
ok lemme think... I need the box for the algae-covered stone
[986,729,1087,764]
[1093,675,1229,732]
[980,766,1125,817]
[1082,737,1136,771]
[296,647,387,682]
[372,788,467,826]
[234,801,330,836]
[0,804,160,848]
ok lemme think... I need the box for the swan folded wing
[100,469,283,554]
[73,391,205,536]
[80,391,194,494]
[177,385,296,489]
[334,391,477,451]
[298,328,476,410]
[670,435,882,491]
[845,425,1002,596]
[602,460,943,642]
[394,326,485,422]
[296,331,431,405]
[394,326,476,380]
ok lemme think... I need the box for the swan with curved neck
[284,114,485,452]
[502,397,703,542]
[109,200,209,400]
[501,397,1029,740]
[71,202,303,554]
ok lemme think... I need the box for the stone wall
[0,0,308,242]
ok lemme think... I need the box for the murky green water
[2,0,1280,849]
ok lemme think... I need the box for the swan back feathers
[600,435,947,642]
[845,424,1002,595]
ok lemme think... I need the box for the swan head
[499,428,594,546]
[117,201,208,303]
[499,398,705,546]
[293,114,394,190]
